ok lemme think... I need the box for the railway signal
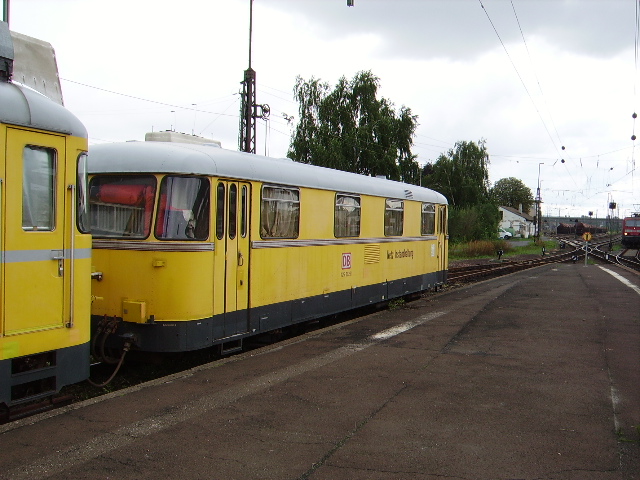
[582,232,592,266]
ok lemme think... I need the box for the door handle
[238,252,244,266]
[51,250,64,276]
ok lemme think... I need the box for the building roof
[499,206,534,222]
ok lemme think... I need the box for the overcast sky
[8,0,640,219]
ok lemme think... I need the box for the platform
[1,263,639,480]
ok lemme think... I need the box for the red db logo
[342,253,352,269]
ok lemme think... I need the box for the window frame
[216,182,225,241]
[384,198,404,237]
[260,184,300,239]
[155,175,211,241]
[421,202,436,236]
[22,145,57,232]
[228,183,237,240]
[240,185,248,238]
[88,174,157,239]
[76,152,90,233]
[334,193,361,238]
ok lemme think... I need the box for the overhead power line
[61,78,239,118]
[510,0,564,151]
[477,0,563,159]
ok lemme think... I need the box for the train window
[216,183,225,240]
[260,185,300,239]
[335,194,361,237]
[22,146,56,231]
[384,198,404,236]
[155,176,210,241]
[88,175,156,238]
[421,203,435,235]
[240,185,248,238]
[77,152,90,233]
[228,184,237,240]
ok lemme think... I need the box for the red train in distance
[621,214,640,248]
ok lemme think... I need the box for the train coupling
[120,332,138,347]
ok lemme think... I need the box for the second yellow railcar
[88,137,448,355]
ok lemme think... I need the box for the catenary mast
[238,0,269,153]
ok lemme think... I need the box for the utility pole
[239,0,352,153]
[239,0,269,154]
[535,163,543,241]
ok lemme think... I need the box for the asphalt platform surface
[1,262,639,480]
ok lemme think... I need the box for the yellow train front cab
[0,24,91,407]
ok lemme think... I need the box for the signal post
[582,231,592,266]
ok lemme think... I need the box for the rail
[546,234,639,274]
[448,233,636,285]
[447,248,577,284]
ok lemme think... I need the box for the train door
[437,205,448,273]
[216,180,250,337]
[2,128,67,335]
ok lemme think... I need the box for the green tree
[422,140,499,242]
[490,177,534,212]
[421,140,491,207]
[288,71,420,182]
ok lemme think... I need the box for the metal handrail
[66,184,75,328]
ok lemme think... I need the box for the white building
[499,206,534,238]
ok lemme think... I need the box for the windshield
[88,175,156,238]
[155,176,210,240]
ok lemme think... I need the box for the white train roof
[0,81,86,137]
[88,141,447,204]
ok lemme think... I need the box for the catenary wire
[510,0,564,151]
[477,0,563,159]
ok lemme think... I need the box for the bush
[449,204,500,243]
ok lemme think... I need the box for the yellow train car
[88,136,448,355]
[0,24,91,407]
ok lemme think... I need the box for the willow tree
[422,140,491,207]
[288,71,420,183]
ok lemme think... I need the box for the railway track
[548,234,640,274]
[448,233,640,285]
[448,249,577,284]
[592,245,640,272]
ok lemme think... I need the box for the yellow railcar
[88,136,448,355]
[0,24,91,407]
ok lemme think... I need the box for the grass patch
[449,240,513,259]
[388,298,406,310]
[449,239,559,260]
[513,239,558,255]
